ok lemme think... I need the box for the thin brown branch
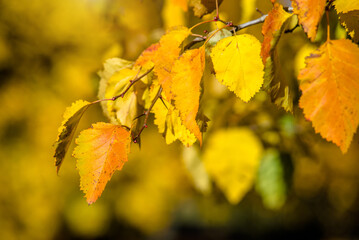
[133,87,163,143]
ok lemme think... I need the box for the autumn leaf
[261,3,293,64]
[298,39,359,153]
[150,82,197,146]
[338,10,359,43]
[73,122,131,204]
[172,47,205,144]
[334,0,359,14]
[291,0,326,41]
[261,3,294,112]
[189,0,223,18]
[210,34,264,102]
[134,43,160,69]
[203,128,263,204]
[153,26,190,101]
[54,100,92,173]
[171,0,188,11]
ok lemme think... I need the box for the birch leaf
[334,0,359,14]
[74,122,131,204]
[54,100,92,173]
[298,39,359,153]
[291,0,326,41]
[211,34,264,102]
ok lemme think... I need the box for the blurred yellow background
[1,0,359,239]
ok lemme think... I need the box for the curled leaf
[74,122,131,204]
[172,47,206,144]
[54,100,92,173]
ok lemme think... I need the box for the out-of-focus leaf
[74,122,131,204]
[163,0,187,28]
[298,39,359,153]
[203,128,263,204]
[54,100,92,173]
[261,3,294,112]
[172,47,205,144]
[291,0,326,41]
[255,149,286,210]
[189,0,224,18]
[210,34,264,102]
[182,146,212,194]
[334,1,359,14]
[153,26,190,101]
[338,10,359,43]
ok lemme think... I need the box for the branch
[185,6,294,50]
[133,87,163,143]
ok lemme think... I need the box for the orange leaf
[153,26,190,101]
[292,0,326,41]
[134,43,160,69]
[298,39,359,153]
[172,47,205,144]
[261,3,292,63]
[172,0,188,11]
[73,122,131,204]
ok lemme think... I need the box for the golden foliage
[210,34,264,102]
[298,39,359,153]
[292,0,326,41]
[203,128,263,204]
[74,122,131,204]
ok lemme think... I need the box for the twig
[133,87,163,143]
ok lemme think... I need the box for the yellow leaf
[203,128,263,204]
[210,34,264,102]
[334,0,359,13]
[54,100,92,173]
[298,39,359,153]
[172,47,205,144]
[189,0,223,18]
[162,0,187,29]
[153,26,190,101]
[74,122,131,204]
[292,0,326,41]
[150,82,197,146]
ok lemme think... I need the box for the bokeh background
[1,0,359,239]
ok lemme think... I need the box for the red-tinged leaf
[153,26,190,101]
[172,47,205,144]
[291,0,326,41]
[134,43,160,69]
[73,122,131,204]
[261,3,294,112]
[54,100,92,173]
[298,39,359,153]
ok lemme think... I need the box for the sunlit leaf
[203,128,263,204]
[54,100,92,173]
[291,0,326,41]
[151,83,197,146]
[74,122,131,204]
[298,39,359,153]
[153,26,190,101]
[255,149,286,210]
[334,1,359,14]
[172,0,188,11]
[210,34,264,102]
[172,47,205,144]
[134,43,160,69]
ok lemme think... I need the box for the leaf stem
[326,9,330,41]
[190,20,215,32]
[132,87,163,143]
